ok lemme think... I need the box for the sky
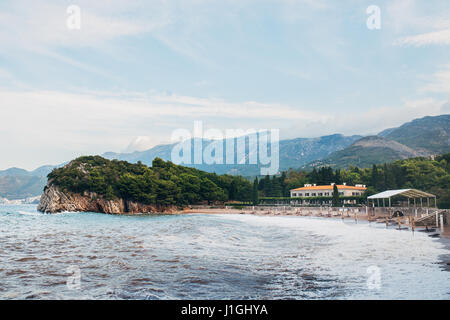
[0,0,449,170]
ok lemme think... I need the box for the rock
[38,183,178,214]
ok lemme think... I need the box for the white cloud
[420,64,450,94]
[0,1,168,49]
[386,0,450,47]
[395,29,450,47]
[0,88,327,168]
[0,87,446,169]
[0,0,171,75]
[311,98,446,137]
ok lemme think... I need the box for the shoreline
[177,207,450,237]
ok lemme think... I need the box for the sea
[0,204,449,300]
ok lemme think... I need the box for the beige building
[290,183,367,198]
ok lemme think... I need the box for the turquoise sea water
[0,204,449,300]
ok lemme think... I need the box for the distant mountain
[0,165,57,200]
[103,134,362,176]
[0,175,47,200]
[307,114,449,169]
[0,167,30,177]
[0,165,56,178]
[31,165,58,177]
[379,114,450,154]
[307,136,428,169]
[278,134,362,170]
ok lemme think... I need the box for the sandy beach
[178,206,450,237]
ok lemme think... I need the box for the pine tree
[252,178,259,205]
[334,169,342,184]
[270,176,282,197]
[332,184,340,207]
[280,172,288,196]
[262,175,271,196]
[229,180,237,200]
[310,168,319,184]
[383,163,396,189]
[370,164,380,191]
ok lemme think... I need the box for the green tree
[229,180,237,200]
[334,169,342,184]
[252,177,259,205]
[332,184,340,207]
[370,164,381,191]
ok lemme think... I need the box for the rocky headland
[38,183,178,214]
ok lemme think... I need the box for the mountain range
[0,165,56,200]
[103,134,363,175]
[309,114,449,168]
[1,114,449,200]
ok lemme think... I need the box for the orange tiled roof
[291,185,366,191]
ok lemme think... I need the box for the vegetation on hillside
[381,114,450,154]
[256,154,450,208]
[310,145,410,169]
[47,156,253,206]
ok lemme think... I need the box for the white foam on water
[216,214,450,299]
[17,210,41,216]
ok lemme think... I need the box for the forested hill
[47,156,253,206]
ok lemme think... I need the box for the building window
[305,193,309,196]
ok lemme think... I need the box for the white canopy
[367,189,435,199]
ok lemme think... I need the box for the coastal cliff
[36,155,252,214]
[38,183,178,214]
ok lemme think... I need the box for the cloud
[0,0,171,76]
[395,29,450,47]
[386,0,450,47]
[0,1,168,49]
[0,87,446,169]
[0,88,327,168]
[125,136,158,152]
[420,64,450,94]
[311,98,447,136]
